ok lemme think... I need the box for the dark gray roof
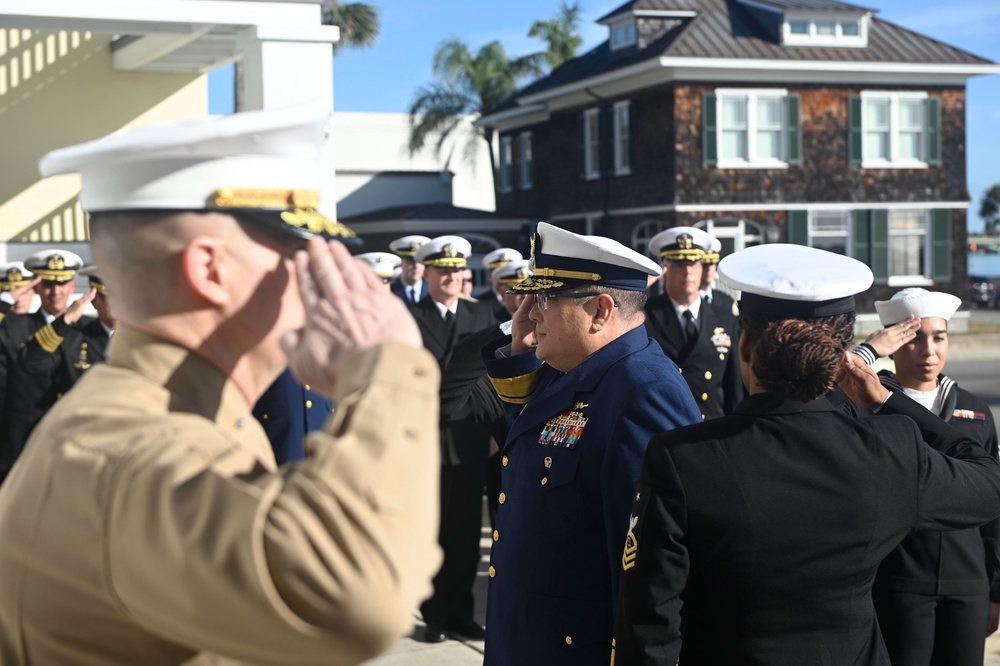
[341,203,501,224]
[742,0,876,12]
[492,0,993,112]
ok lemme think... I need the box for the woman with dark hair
[613,244,1000,666]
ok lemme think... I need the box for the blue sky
[209,0,1000,230]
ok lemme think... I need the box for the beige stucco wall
[0,29,208,244]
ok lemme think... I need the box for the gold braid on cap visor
[660,248,706,262]
[212,188,357,240]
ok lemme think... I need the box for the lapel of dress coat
[645,296,686,361]
[504,326,649,445]
[413,298,451,360]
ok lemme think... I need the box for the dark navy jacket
[252,369,333,465]
[390,279,428,306]
[481,325,701,666]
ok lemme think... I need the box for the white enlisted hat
[719,244,873,317]
[24,249,84,284]
[701,236,723,265]
[0,262,33,291]
[415,235,472,268]
[511,222,660,294]
[482,248,523,271]
[389,235,431,258]
[492,259,533,287]
[38,104,357,243]
[875,288,961,326]
[356,252,402,282]
[648,226,712,262]
[77,265,108,296]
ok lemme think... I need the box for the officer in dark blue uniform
[481,222,701,666]
[388,235,430,305]
[252,371,333,465]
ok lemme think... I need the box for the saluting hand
[863,314,920,358]
[834,351,890,410]
[9,277,41,302]
[510,293,537,355]
[63,288,97,325]
[283,237,423,396]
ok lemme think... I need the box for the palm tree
[529,1,583,71]
[980,183,1000,236]
[408,39,543,184]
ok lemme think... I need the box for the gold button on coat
[701,393,708,402]
[305,400,313,408]
[489,566,496,578]
[502,455,509,467]
[499,492,506,504]
[493,530,499,541]
[565,636,573,645]
[704,371,712,380]
[541,477,548,486]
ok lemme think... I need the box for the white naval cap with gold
[648,226,713,262]
[875,288,961,326]
[415,235,472,268]
[492,259,533,287]
[719,244,873,317]
[702,236,723,265]
[482,248,523,271]
[356,252,402,281]
[0,262,33,291]
[510,222,660,294]
[38,104,356,243]
[24,249,84,284]
[389,235,431,258]
[78,265,108,296]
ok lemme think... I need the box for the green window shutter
[702,93,717,167]
[931,208,952,281]
[788,210,808,245]
[848,96,862,166]
[853,209,870,263]
[786,94,802,165]
[628,102,636,172]
[926,97,941,166]
[601,106,614,175]
[871,209,889,285]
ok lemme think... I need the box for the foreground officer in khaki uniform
[0,105,443,665]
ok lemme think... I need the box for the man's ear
[591,293,617,330]
[738,329,753,364]
[180,236,229,307]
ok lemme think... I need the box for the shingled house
[479,0,999,308]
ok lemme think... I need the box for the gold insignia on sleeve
[622,514,640,571]
[32,324,64,354]
[73,342,91,370]
[488,365,546,405]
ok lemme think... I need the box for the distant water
[968,253,1000,277]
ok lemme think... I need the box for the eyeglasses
[534,291,616,311]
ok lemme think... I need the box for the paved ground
[363,325,1000,666]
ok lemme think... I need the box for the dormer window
[611,19,636,50]
[782,13,868,47]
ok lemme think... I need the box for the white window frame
[860,91,929,169]
[716,88,789,169]
[499,135,513,193]
[584,108,601,180]
[518,131,533,190]
[610,19,637,50]
[613,100,632,176]
[887,209,933,286]
[807,210,852,256]
[782,13,868,47]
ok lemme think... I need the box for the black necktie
[683,310,697,343]
[445,310,455,332]
[407,286,416,304]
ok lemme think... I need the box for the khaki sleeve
[107,343,442,666]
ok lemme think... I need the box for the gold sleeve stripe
[33,323,64,354]
[488,367,545,405]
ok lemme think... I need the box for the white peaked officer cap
[415,236,472,268]
[719,244,873,318]
[702,236,723,265]
[492,259,533,287]
[389,235,431,258]
[648,226,712,262]
[38,104,357,244]
[356,252,402,281]
[77,265,108,296]
[510,222,661,294]
[24,249,84,284]
[482,248,523,271]
[875,288,961,326]
[0,262,33,290]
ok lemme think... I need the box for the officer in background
[699,235,737,316]
[411,235,498,644]
[0,249,84,485]
[481,248,522,320]
[0,104,443,665]
[389,235,430,305]
[357,252,402,287]
[481,222,701,665]
[0,263,38,321]
[643,227,742,420]
[871,288,1000,666]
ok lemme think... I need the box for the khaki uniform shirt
[0,326,442,665]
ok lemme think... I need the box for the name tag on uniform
[539,410,589,448]
[953,409,986,421]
